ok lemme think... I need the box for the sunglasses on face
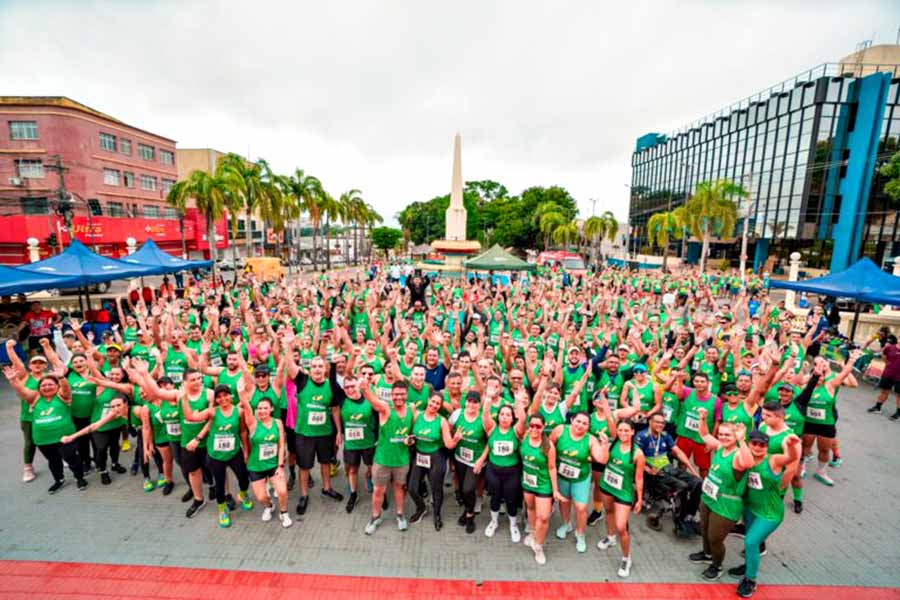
[529,423,543,430]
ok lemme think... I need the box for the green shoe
[143,479,155,492]
[239,492,254,511]
[156,476,166,487]
[218,509,232,528]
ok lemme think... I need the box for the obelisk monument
[430,133,481,266]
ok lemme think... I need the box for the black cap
[214,384,232,398]
[253,365,270,376]
[721,383,739,396]
[748,429,769,444]
[158,376,174,386]
[465,390,481,404]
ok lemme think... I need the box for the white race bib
[684,416,700,432]
[258,443,278,461]
[166,422,181,437]
[493,441,514,456]
[603,469,623,490]
[169,371,184,384]
[345,426,364,441]
[662,405,674,421]
[747,471,763,490]
[702,477,719,500]
[308,411,327,426]
[416,453,432,468]
[458,446,474,463]
[806,407,826,420]
[379,387,392,402]
[558,462,580,480]
[214,435,235,452]
[523,472,538,488]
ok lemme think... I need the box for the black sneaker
[410,506,429,524]
[224,494,236,511]
[287,469,296,490]
[48,479,65,494]
[891,410,900,421]
[759,542,767,556]
[208,486,215,501]
[130,463,139,476]
[162,481,175,496]
[77,478,89,491]
[434,514,443,531]
[345,492,358,514]
[457,512,468,527]
[186,499,205,518]
[728,564,746,578]
[729,523,746,538]
[587,510,603,526]
[297,495,309,515]
[465,515,476,534]
[321,488,344,502]
[111,463,127,474]
[737,577,758,598]
[100,472,112,485]
[793,500,803,514]
[867,404,883,413]
[181,489,194,503]
[701,565,723,580]
[689,551,713,563]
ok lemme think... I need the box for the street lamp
[738,171,754,285]
[679,161,694,260]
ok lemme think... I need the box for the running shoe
[814,470,834,486]
[100,472,112,485]
[533,545,546,565]
[457,512,468,527]
[181,489,193,502]
[793,500,803,514]
[225,494,237,511]
[330,461,339,478]
[465,516,476,534]
[454,490,464,506]
[321,488,344,502]
[280,512,293,528]
[802,453,814,463]
[156,476,166,488]
[297,495,309,515]
[262,506,273,522]
[111,463,127,474]
[587,509,603,526]
[23,465,36,483]
[77,478,88,491]
[287,469,296,490]
[510,523,521,544]
[186,499,205,518]
[555,521,573,539]
[647,515,662,531]
[346,492,359,514]
[410,506,429,524]
[740,543,767,558]
[121,439,131,452]
[575,532,586,553]
[48,479,65,494]
[308,474,315,488]
[597,535,617,550]
[689,551,712,563]
[485,520,498,537]
[143,478,155,492]
[397,515,409,532]
[524,533,534,549]
[364,514,384,535]
[218,509,232,528]
[828,458,843,468]
[891,410,900,421]
[737,577,758,598]
[702,565,723,580]
[728,564,746,578]
[866,404,883,413]
[239,492,254,511]
[433,514,443,531]
[800,465,807,479]
[617,557,632,578]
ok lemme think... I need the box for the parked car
[216,257,244,271]
[59,281,110,295]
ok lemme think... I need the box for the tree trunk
[700,223,710,272]
[179,213,187,259]
[325,215,332,270]
[311,220,319,270]
[246,207,253,258]
[661,237,669,272]
[206,210,218,288]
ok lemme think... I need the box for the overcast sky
[2,0,897,225]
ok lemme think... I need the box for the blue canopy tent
[17,240,162,282]
[770,257,900,338]
[0,265,81,297]
[118,239,212,274]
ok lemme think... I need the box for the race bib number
[416,453,432,468]
[308,411,327,426]
[493,441,514,456]
[684,416,700,432]
[806,407,826,420]
[662,405,674,421]
[558,462,580,480]
[210,356,223,368]
[523,472,538,488]
[379,387,392,402]
[166,422,181,437]
[701,477,719,500]
[603,469,623,490]
[169,371,184,384]
[747,471,763,490]
[259,443,278,461]
[213,435,235,452]
[458,447,474,463]
[345,427,364,441]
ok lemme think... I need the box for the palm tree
[600,211,619,245]
[647,210,682,271]
[552,220,580,250]
[166,169,233,284]
[583,216,607,267]
[349,197,368,265]
[320,192,346,270]
[218,154,281,259]
[280,169,322,269]
[538,211,566,249]
[683,179,742,272]
[363,203,383,261]
[339,190,364,264]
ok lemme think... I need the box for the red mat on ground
[1,560,898,600]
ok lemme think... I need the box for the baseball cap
[633,363,648,373]
[29,355,48,364]
[214,384,232,398]
[465,390,481,404]
[158,375,174,385]
[748,429,770,445]
[107,343,123,352]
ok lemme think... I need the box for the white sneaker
[534,545,546,565]
[474,497,483,514]
[280,513,293,528]
[524,533,534,549]
[397,516,409,531]
[597,535,617,550]
[365,515,384,535]
[555,522,573,539]
[262,506,273,522]
[485,520,498,538]
[510,524,521,544]
[617,556,632,578]
[23,465,36,483]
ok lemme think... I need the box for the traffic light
[47,233,57,248]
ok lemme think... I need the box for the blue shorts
[558,476,592,505]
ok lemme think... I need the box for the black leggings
[71,416,94,465]
[91,429,121,472]
[485,462,521,516]
[408,451,447,515]
[38,441,83,482]
[141,447,165,479]
[207,453,250,505]
[454,459,478,515]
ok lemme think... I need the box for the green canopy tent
[465,244,535,272]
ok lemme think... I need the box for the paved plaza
[0,381,898,589]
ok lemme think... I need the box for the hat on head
[214,384,232,398]
[107,343,122,352]
[633,363,648,373]
[465,390,481,404]
[158,375,174,385]
[748,429,769,444]
[29,355,48,364]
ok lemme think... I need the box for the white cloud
[1,0,895,225]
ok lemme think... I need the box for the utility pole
[590,197,598,217]
[739,171,753,285]
[43,155,69,253]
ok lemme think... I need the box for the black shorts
[156,440,170,449]
[591,462,606,474]
[878,376,900,394]
[248,467,277,482]
[803,421,837,439]
[295,434,334,470]
[344,446,375,468]
[181,446,208,472]
[524,490,553,499]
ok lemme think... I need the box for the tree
[280,169,322,267]
[582,216,607,267]
[552,220,579,250]
[683,179,742,272]
[319,191,341,270]
[218,154,280,260]
[338,190,364,265]
[370,226,402,257]
[879,150,900,204]
[647,210,682,271]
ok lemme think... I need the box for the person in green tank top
[66,353,99,473]
[338,374,379,514]
[405,365,432,411]
[360,379,416,535]
[239,394,292,528]
[5,338,50,483]
[84,366,132,485]
[129,383,169,493]
[520,412,560,565]
[479,394,528,543]
[203,349,246,402]
[407,392,462,531]
[3,367,87,494]
[691,415,754,580]
[450,390,488,534]
[729,430,802,598]
[62,393,132,484]
[622,364,661,430]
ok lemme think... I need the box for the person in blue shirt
[637,413,703,537]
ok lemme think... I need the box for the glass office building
[630,61,900,272]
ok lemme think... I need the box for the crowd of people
[3,262,890,598]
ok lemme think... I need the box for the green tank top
[600,441,636,502]
[21,375,38,422]
[676,389,716,444]
[67,371,97,419]
[31,395,75,445]
[207,405,241,461]
[123,326,138,343]
[721,401,754,438]
[341,398,376,450]
[216,369,243,402]
[562,365,587,413]
[91,387,127,432]
[661,391,680,423]
[374,404,413,468]
[538,401,565,434]
[454,409,486,466]
[488,426,520,468]
[164,349,189,385]
[783,400,805,435]
[180,390,208,445]
[805,386,836,426]
[746,458,785,522]
[130,343,157,371]
[250,385,283,419]
[247,418,280,472]
[157,400,182,443]
[144,403,167,444]
[520,438,551,495]
[555,426,590,483]
[296,379,334,437]
[407,383,431,411]
[633,380,656,412]
[701,447,747,521]
[589,410,611,439]
[759,424,790,456]
[413,412,443,454]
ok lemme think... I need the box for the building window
[123,171,134,187]
[143,205,160,218]
[161,178,175,194]
[107,201,125,217]
[159,150,174,165]
[20,197,48,215]
[163,207,178,220]
[100,132,117,151]
[140,175,157,190]
[15,159,44,178]
[120,139,132,155]
[9,121,38,140]
[138,144,155,161]
[103,168,121,186]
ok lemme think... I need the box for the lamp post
[679,161,694,260]
[624,184,636,258]
[738,171,753,285]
